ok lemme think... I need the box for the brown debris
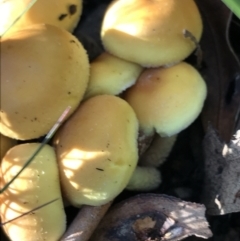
[195,0,240,142]
[202,126,240,215]
[90,194,212,241]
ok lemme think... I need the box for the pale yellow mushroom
[84,52,143,99]
[101,0,203,67]
[122,62,206,180]
[0,24,89,140]
[0,0,83,35]
[123,62,207,137]
[54,95,139,207]
[0,143,66,241]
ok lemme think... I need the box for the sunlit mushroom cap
[101,0,203,67]
[84,52,143,99]
[54,95,139,207]
[0,0,83,35]
[123,62,207,137]
[0,143,66,241]
[0,24,89,140]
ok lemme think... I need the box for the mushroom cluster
[100,0,207,190]
[0,0,207,240]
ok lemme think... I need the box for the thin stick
[183,29,203,69]
[61,202,112,241]
[0,106,71,194]
[1,198,59,226]
[0,0,37,37]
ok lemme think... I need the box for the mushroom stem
[138,131,155,156]
[126,166,161,191]
[139,134,177,167]
[61,202,112,241]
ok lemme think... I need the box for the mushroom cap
[0,134,17,160]
[123,62,207,137]
[0,143,66,241]
[1,0,83,35]
[101,0,203,67]
[84,52,143,99]
[0,24,89,140]
[54,95,139,207]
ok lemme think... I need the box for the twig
[61,202,112,241]
[0,106,71,194]
[0,198,59,226]
[183,29,203,69]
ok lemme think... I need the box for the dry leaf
[90,194,212,241]
[195,0,240,142]
[202,126,240,215]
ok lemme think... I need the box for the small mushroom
[0,23,89,140]
[126,134,176,191]
[122,62,207,180]
[0,143,66,241]
[123,62,207,138]
[101,0,203,67]
[53,95,139,207]
[1,0,83,34]
[84,52,143,99]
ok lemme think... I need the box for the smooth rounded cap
[0,24,89,140]
[101,0,203,67]
[54,95,139,207]
[1,0,83,35]
[0,134,17,160]
[123,62,207,137]
[0,143,66,241]
[84,52,143,99]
